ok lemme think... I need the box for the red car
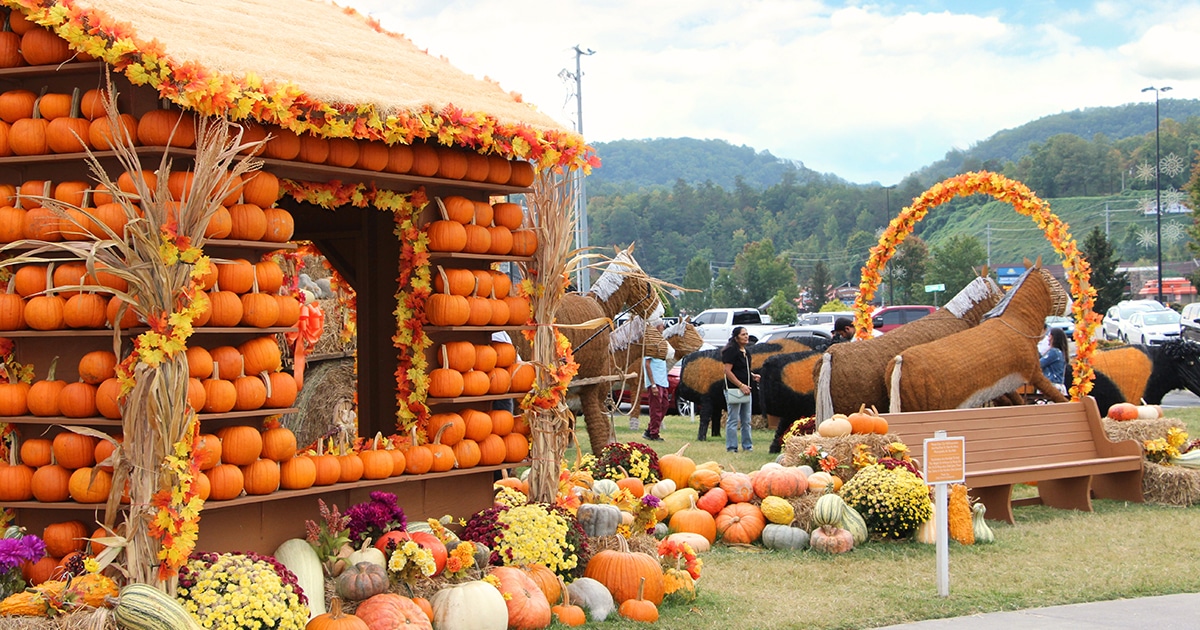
[615,364,683,415]
[871,305,937,333]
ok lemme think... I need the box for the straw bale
[584,533,660,561]
[283,358,356,447]
[786,493,821,531]
[311,295,355,356]
[781,433,901,481]
[72,0,569,134]
[2,608,117,629]
[1102,417,1185,444]
[1141,462,1200,507]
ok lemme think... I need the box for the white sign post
[923,430,965,597]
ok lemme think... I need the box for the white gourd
[567,577,616,622]
[431,580,508,630]
[273,538,325,618]
[346,538,387,569]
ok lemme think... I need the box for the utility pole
[569,45,595,292]
[1105,202,1110,236]
[986,222,991,268]
[1143,85,1171,304]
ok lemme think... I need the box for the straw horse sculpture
[1068,339,1200,416]
[610,317,705,417]
[814,275,1005,420]
[517,246,662,454]
[885,264,1071,412]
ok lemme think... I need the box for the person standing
[832,317,855,342]
[1039,326,1069,395]
[722,326,758,452]
[642,321,669,442]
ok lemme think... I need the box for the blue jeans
[726,400,752,451]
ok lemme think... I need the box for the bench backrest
[882,398,1134,474]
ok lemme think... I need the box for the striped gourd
[811,493,847,528]
[839,504,869,545]
[112,583,203,630]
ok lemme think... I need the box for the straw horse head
[556,245,663,453]
[885,262,1070,412]
[815,274,1005,420]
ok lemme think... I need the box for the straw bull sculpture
[677,337,823,440]
[609,316,705,414]
[514,246,663,454]
[885,263,1071,412]
[1067,339,1200,416]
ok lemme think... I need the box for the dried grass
[779,433,899,481]
[1141,462,1200,506]
[1102,417,1185,443]
[283,358,356,448]
[1,607,117,629]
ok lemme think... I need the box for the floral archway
[853,171,1100,400]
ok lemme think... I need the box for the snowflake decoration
[1136,226,1158,249]
[1162,221,1186,244]
[1163,187,1187,210]
[1135,161,1157,183]
[1159,152,1187,178]
[1139,196,1158,215]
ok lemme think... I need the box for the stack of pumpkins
[0,429,123,504]
[424,405,532,472]
[21,519,107,586]
[197,425,312,500]
[428,264,530,328]
[0,350,118,419]
[427,340,533,400]
[638,444,867,553]
[183,338,297,415]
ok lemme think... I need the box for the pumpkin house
[0,0,594,574]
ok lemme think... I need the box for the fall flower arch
[853,171,1100,399]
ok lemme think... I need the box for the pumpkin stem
[558,575,570,607]
[44,261,54,295]
[258,371,272,398]
[673,443,689,457]
[432,421,450,446]
[45,355,58,381]
[434,197,450,221]
[68,87,81,120]
[636,575,646,602]
[328,596,349,619]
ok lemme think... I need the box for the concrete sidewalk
[872,592,1200,629]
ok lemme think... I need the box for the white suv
[1102,299,1165,342]
[1180,303,1200,343]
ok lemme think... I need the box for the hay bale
[786,493,820,531]
[1,608,118,629]
[1102,417,1185,444]
[781,433,901,481]
[1141,462,1200,506]
[283,357,356,447]
[312,295,354,356]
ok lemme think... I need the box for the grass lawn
[555,407,1200,629]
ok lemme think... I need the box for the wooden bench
[882,398,1144,523]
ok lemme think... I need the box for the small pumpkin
[810,524,855,554]
[668,496,716,544]
[566,577,615,623]
[551,575,586,626]
[715,502,766,544]
[577,503,622,537]
[617,576,658,623]
[307,597,367,630]
[336,561,390,601]
[817,414,852,437]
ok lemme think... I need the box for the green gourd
[761,523,810,550]
[591,478,620,499]
[112,583,204,630]
[972,503,995,543]
[812,493,847,528]
[839,504,869,545]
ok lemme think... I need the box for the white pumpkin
[567,577,616,622]
[665,531,711,553]
[649,478,677,498]
[431,580,509,630]
[273,538,325,618]
[818,415,852,437]
[1136,405,1163,419]
[346,539,387,569]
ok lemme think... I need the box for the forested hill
[586,138,836,192]
[587,100,1200,191]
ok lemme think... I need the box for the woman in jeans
[722,326,758,452]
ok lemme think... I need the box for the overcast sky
[340,1,1200,185]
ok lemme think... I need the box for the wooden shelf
[428,252,533,263]
[423,325,533,333]
[426,393,522,404]
[0,326,296,338]
[0,61,106,80]
[0,462,515,511]
[2,408,299,427]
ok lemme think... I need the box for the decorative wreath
[853,171,1099,399]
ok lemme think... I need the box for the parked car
[757,326,834,344]
[1181,303,1200,343]
[615,364,683,415]
[1045,315,1075,335]
[691,308,780,345]
[871,305,937,333]
[1102,300,1165,341]
[797,311,854,329]
[1124,309,1181,345]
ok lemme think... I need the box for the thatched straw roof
[7,0,595,170]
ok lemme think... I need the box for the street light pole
[572,45,595,292]
[884,185,895,306]
[1143,85,1172,304]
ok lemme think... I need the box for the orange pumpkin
[488,566,552,629]
[68,466,112,503]
[204,463,244,500]
[669,496,717,544]
[240,458,280,495]
[583,535,666,604]
[716,502,767,544]
[752,466,808,499]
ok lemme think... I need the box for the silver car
[1103,300,1165,341]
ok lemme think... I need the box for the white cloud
[341,0,1196,184]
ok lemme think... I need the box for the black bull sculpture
[677,336,832,443]
[1068,338,1200,415]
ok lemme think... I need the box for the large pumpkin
[716,502,767,544]
[430,580,507,630]
[488,566,552,630]
[752,466,808,499]
[669,496,717,544]
[657,444,696,490]
[583,535,665,605]
[354,593,432,630]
